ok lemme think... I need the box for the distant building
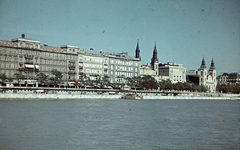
[105,52,141,84]
[140,42,186,83]
[78,48,107,81]
[187,57,217,92]
[158,62,186,83]
[217,72,240,85]
[0,35,141,86]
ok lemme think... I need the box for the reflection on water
[0,99,239,150]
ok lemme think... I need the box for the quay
[0,86,239,100]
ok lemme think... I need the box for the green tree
[140,75,158,90]
[79,72,87,87]
[14,72,25,86]
[8,77,13,82]
[184,83,190,90]
[125,77,134,88]
[0,73,8,84]
[36,72,48,86]
[49,69,62,87]
[132,76,142,89]
[99,74,111,88]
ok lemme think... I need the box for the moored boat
[122,93,143,100]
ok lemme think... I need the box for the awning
[25,64,34,68]
[35,65,39,69]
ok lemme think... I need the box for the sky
[0,0,239,75]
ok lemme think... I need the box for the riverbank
[0,93,239,100]
[0,87,239,100]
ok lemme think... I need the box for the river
[0,99,239,150]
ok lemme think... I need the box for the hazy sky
[0,0,239,74]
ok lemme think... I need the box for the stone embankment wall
[0,88,239,100]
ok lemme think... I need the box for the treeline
[217,84,240,93]
[124,75,208,92]
[4,71,239,93]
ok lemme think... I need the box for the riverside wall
[0,87,239,100]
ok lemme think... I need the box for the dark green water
[0,99,239,150]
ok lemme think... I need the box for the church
[187,57,217,92]
[137,40,186,83]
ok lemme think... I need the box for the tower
[151,42,158,76]
[208,58,217,92]
[135,39,141,60]
[198,57,207,86]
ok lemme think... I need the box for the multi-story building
[217,72,240,85]
[78,48,107,80]
[158,62,186,83]
[0,34,78,86]
[105,52,141,84]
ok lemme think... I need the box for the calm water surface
[0,99,239,150]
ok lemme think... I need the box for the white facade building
[158,62,186,83]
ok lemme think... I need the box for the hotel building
[0,34,78,85]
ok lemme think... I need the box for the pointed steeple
[200,56,207,69]
[151,41,158,67]
[209,58,216,71]
[135,39,141,59]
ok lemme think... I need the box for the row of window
[113,71,136,77]
[0,48,77,60]
[83,63,103,68]
[112,60,138,66]
[111,65,138,72]
[85,69,102,74]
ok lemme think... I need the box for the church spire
[135,39,141,59]
[151,41,158,67]
[200,56,207,69]
[209,57,216,71]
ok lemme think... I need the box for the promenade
[0,86,239,100]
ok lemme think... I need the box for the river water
[0,99,239,150]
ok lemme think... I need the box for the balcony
[69,60,75,63]
[24,55,34,59]
[25,61,33,64]
[68,71,76,74]
[19,68,24,71]
[79,66,83,69]
[68,65,75,68]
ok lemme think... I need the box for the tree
[140,75,158,90]
[0,73,8,84]
[91,74,101,88]
[8,77,13,82]
[14,72,25,86]
[49,69,62,87]
[73,79,79,88]
[36,72,48,86]
[79,72,87,87]
[125,77,134,88]
[99,74,111,88]
[132,76,142,89]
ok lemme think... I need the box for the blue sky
[0,0,239,74]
